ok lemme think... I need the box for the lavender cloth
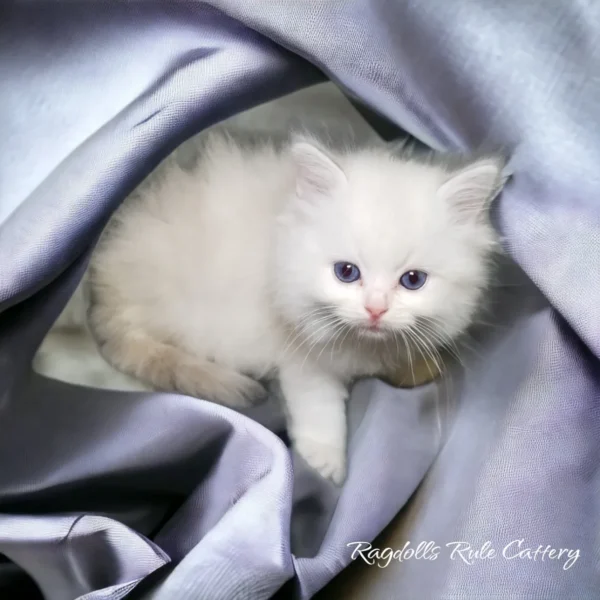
[0,1,598,599]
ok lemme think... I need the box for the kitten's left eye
[334,262,361,283]
[400,270,427,290]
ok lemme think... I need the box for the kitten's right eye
[334,262,361,283]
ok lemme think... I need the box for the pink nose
[365,305,388,320]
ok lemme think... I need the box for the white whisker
[398,329,415,385]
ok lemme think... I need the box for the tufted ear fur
[437,157,506,222]
[290,138,347,201]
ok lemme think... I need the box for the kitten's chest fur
[281,327,403,380]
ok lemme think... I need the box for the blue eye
[400,270,427,290]
[334,262,361,283]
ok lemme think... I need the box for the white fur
[47,132,504,484]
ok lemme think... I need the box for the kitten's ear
[438,157,507,221]
[290,138,346,200]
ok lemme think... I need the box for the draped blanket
[1,2,598,598]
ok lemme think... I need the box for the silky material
[1,1,598,599]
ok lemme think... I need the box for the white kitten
[71,132,504,484]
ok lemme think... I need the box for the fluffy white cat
[57,131,504,484]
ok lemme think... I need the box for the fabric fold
[1,1,598,599]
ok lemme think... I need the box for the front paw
[295,436,347,485]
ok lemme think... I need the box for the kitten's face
[275,139,504,351]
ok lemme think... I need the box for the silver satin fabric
[1,1,598,599]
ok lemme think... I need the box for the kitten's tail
[95,327,266,409]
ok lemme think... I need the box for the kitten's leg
[94,327,266,408]
[279,361,348,485]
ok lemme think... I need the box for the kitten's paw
[295,436,347,485]
[174,362,267,409]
